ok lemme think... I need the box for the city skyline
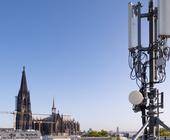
[0,0,170,132]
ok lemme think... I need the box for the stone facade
[15,67,80,136]
[15,67,32,130]
[32,99,80,136]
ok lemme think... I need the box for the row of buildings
[15,67,80,136]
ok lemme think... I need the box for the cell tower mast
[128,0,170,139]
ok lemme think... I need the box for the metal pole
[148,0,156,139]
[137,3,148,139]
[149,0,154,89]
[154,7,160,140]
[132,121,149,140]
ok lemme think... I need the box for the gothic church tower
[52,98,56,114]
[15,67,32,130]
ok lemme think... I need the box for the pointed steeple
[52,97,55,108]
[19,66,28,92]
[16,66,32,130]
[52,97,56,114]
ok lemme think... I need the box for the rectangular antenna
[128,2,138,49]
[158,0,170,38]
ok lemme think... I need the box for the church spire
[16,67,32,130]
[52,97,56,114]
[19,66,28,92]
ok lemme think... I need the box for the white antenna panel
[128,2,138,49]
[158,0,170,38]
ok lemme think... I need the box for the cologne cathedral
[15,67,80,136]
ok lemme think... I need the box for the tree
[98,130,108,137]
[160,128,170,137]
[86,130,108,137]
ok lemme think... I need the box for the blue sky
[0,0,170,132]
